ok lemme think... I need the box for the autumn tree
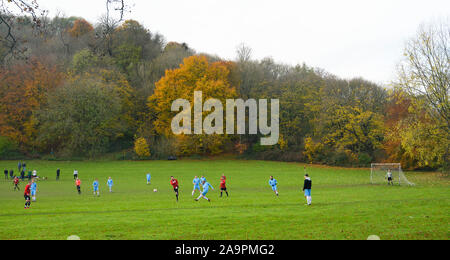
[0,61,64,152]
[134,137,151,158]
[395,20,449,170]
[148,55,237,155]
[0,0,46,61]
[397,21,449,129]
[68,19,93,38]
[36,75,125,157]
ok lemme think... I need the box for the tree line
[0,9,448,171]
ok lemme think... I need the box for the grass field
[0,159,448,240]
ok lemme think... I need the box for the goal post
[370,163,415,186]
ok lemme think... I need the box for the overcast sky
[37,0,449,85]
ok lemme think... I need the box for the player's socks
[226,191,229,197]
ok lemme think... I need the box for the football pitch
[0,159,448,240]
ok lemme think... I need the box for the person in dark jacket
[9,170,14,179]
[56,169,61,181]
[4,169,8,180]
[303,174,312,206]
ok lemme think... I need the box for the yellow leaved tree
[148,55,237,156]
[134,137,151,158]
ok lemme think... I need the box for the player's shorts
[174,187,179,193]
[272,185,277,191]
[388,177,393,181]
[93,187,99,192]
[194,185,200,190]
[304,189,311,197]
[31,190,36,196]
[202,190,209,196]
[24,195,30,201]
[220,187,227,191]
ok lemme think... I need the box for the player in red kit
[220,174,229,198]
[24,181,31,209]
[170,176,179,202]
[13,177,20,191]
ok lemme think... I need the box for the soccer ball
[153,189,158,192]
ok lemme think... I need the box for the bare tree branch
[0,0,47,62]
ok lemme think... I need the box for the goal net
[371,163,415,186]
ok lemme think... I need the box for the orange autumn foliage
[0,61,65,151]
[383,89,414,167]
[68,19,94,38]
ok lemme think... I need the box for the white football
[153,189,158,192]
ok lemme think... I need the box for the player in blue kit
[200,176,206,184]
[192,176,201,196]
[30,179,37,202]
[93,179,100,196]
[146,173,151,185]
[269,176,279,196]
[195,180,214,202]
[107,177,113,193]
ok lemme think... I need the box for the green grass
[0,159,448,240]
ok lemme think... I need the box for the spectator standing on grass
[73,170,78,180]
[18,162,21,173]
[4,169,8,180]
[9,170,14,179]
[56,169,60,181]
[303,174,312,206]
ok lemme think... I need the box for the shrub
[134,137,151,158]
[0,136,20,159]
[358,153,373,166]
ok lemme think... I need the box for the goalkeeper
[386,169,394,186]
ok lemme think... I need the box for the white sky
[37,0,449,85]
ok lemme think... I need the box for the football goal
[371,163,415,186]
